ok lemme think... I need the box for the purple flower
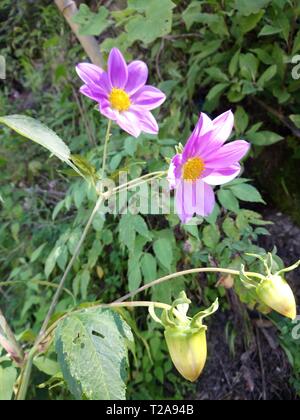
[168,110,250,223]
[76,48,166,138]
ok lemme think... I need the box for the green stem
[16,121,113,400]
[114,267,264,303]
[101,119,112,181]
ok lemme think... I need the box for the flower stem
[0,307,24,365]
[114,267,264,303]
[16,120,113,400]
[101,119,112,181]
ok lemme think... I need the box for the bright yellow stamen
[109,88,131,112]
[182,157,205,182]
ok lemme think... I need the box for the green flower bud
[164,324,207,382]
[149,292,218,382]
[256,274,296,320]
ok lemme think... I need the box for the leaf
[0,115,83,176]
[217,189,240,213]
[141,253,157,283]
[229,49,240,77]
[128,254,142,291]
[182,1,201,30]
[230,184,265,203]
[206,83,229,102]
[247,130,283,146]
[0,366,17,400]
[235,0,271,15]
[234,106,249,133]
[289,115,300,129]
[202,225,220,249]
[55,308,133,400]
[257,65,277,87]
[73,4,112,36]
[222,217,240,241]
[30,243,47,263]
[239,53,259,81]
[258,25,282,37]
[125,0,176,44]
[153,238,173,271]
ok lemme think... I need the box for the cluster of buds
[149,291,218,382]
[240,253,298,320]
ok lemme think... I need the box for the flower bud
[256,274,296,320]
[149,292,218,382]
[164,325,207,382]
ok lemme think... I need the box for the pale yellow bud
[164,326,207,382]
[256,274,297,320]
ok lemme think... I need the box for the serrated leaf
[73,4,112,36]
[235,0,271,16]
[55,308,133,400]
[0,115,83,177]
[125,0,176,44]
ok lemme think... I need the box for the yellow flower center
[109,88,131,112]
[182,157,205,182]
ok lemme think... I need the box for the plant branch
[114,267,264,303]
[54,0,104,67]
[0,308,24,365]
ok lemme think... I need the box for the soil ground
[195,210,300,400]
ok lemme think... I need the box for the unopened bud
[164,325,207,382]
[256,274,296,320]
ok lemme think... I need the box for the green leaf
[141,253,157,283]
[230,184,265,203]
[128,254,142,291]
[239,53,259,81]
[222,217,240,240]
[182,1,201,30]
[234,106,249,133]
[257,65,277,87]
[55,308,133,400]
[125,0,176,44]
[205,67,229,82]
[0,115,82,176]
[217,189,240,213]
[73,4,112,36]
[239,11,265,34]
[206,83,229,102]
[132,215,152,240]
[247,130,283,146]
[202,225,220,249]
[289,115,300,129]
[258,25,282,37]
[0,366,17,400]
[34,356,60,376]
[235,0,271,16]
[153,238,173,271]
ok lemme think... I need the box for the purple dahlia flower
[76,48,166,137]
[168,110,250,224]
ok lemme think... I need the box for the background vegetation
[0,0,299,400]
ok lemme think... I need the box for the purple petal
[76,63,104,85]
[126,60,148,95]
[183,113,213,161]
[98,72,112,94]
[131,85,166,110]
[175,179,215,223]
[168,154,182,190]
[108,48,128,89]
[116,110,141,138]
[211,110,234,147]
[203,163,241,185]
[99,100,117,121]
[205,140,250,169]
[80,85,105,102]
[130,107,158,134]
